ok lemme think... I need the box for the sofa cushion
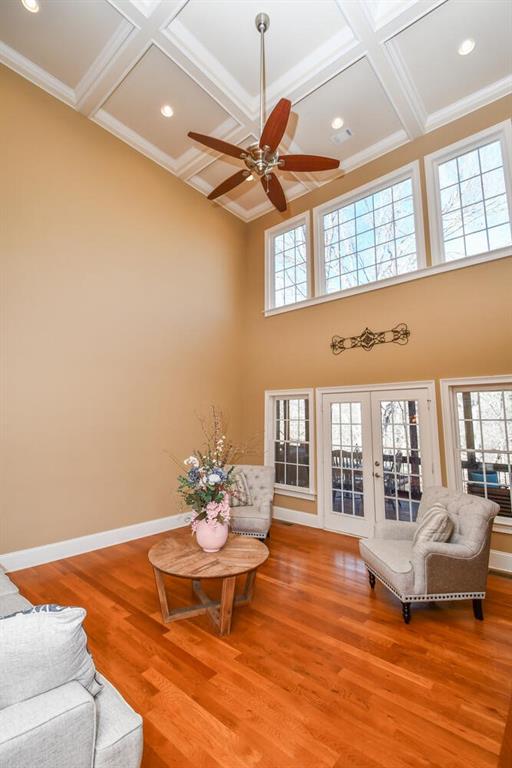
[0,592,32,619]
[413,503,453,546]
[0,605,102,709]
[94,675,143,768]
[359,539,415,597]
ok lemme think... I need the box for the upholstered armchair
[229,465,275,539]
[359,486,499,623]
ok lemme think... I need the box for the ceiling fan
[188,13,340,213]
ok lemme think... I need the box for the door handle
[375,461,381,467]
[374,472,381,478]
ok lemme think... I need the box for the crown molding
[424,75,512,133]
[0,41,76,107]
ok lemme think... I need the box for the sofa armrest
[374,521,417,540]
[411,541,488,595]
[0,682,95,768]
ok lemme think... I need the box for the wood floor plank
[9,521,512,768]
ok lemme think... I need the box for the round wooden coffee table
[148,529,269,636]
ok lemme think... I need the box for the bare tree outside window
[439,140,512,260]
[323,177,418,293]
[456,389,512,518]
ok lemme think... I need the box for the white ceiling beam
[337,0,425,138]
[77,0,188,116]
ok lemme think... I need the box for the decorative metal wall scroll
[330,323,410,355]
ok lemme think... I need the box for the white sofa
[0,567,143,768]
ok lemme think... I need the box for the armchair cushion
[359,539,414,596]
[412,503,453,545]
[230,470,253,507]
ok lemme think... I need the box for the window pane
[438,136,512,261]
[272,224,308,307]
[322,175,418,293]
[455,388,512,518]
[273,396,310,491]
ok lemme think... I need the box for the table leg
[153,567,171,622]
[235,569,256,607]
[219,576,236,636]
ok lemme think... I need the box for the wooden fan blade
[259,98,291,152]
[279,154,340,172]
[188,132,246,160]
[261,173,287,212]
[208,170,249,200]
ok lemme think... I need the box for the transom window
[426,121,512,264]
[316,163,424,295]
[265,214,310,310]
[265,390,315,497]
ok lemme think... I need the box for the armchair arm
[411,541,490,595]
[0,682,95,768]
[374,521,417,540]
[258,500,272,525]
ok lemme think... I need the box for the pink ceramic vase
[195,518,229,553]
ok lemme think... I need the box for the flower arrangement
[177,408,239,535]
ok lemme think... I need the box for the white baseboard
[273,505,322,529]
[0,513,190,573]
[489,549,512,575]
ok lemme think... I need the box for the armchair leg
[401,602,411,624]
[367,570,376,590]
[472,598,484,621]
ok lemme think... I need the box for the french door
[321,386,438,537]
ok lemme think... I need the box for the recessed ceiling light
[160,104,174,118]
[21,0,39,12]
[331,116,344,131]
[245,174,254,182]
[458,38,476,56]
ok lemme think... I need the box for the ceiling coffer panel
[0,0,126,88]
[102,45,237,162]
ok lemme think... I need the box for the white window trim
[264,388,316,500]
[440,374,512,534]
[425,120,512,266]
[264,211,311,312]
[312,160,426,297]
[263,247,511,317]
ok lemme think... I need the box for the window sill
[274,486,316,502]
[264,247,511,317]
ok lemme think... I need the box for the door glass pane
[380,399,423,522]
[330,402,364,517]
[455,389,512,518]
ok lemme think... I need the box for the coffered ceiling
[1,0,511,221]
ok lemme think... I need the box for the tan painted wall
[1,64,511,557]
[242,95,512,553]
[0,66,246,552]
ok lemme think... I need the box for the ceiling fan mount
[188,12,340,212]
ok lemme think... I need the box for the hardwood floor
[10,522,512,768]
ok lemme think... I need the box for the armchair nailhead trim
[366,567,485,603]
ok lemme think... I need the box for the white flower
[184,456,199,468]
[208,473,221,484]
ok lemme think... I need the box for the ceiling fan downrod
[255,13,270,138]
